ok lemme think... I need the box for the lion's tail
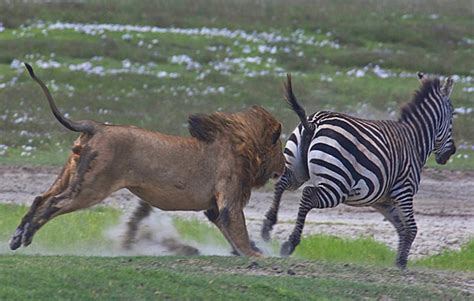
[24,63,96,135]
[283,74,315,132]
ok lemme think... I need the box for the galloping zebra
[262,73,456,268]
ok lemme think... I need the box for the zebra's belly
[309,174,381,206]
[343,180,380,206]
[344,179,374,205]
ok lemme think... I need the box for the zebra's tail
[283,74,315,132]
[24,63,97,135]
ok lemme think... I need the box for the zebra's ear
[441,76,455,98]
[417,72,428,84]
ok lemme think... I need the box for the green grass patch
[295,234,474,271]
[1,204,473,272]
[0,255,471,300]
[173,217,227,247]
[294,234,396,266]
[426,149,474,170]
[0,148,69,166]
[415,240,474,271]
[0,204,120,254]
[0,207,472,298]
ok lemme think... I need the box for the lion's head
[188,105,285,188]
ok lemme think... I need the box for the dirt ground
[0,165,473,258]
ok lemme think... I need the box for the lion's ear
[271,123,282,145]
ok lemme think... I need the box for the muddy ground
[0,165,473,258]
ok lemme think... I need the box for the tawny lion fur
[10,63,285,256]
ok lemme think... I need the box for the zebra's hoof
[396,261,407,270]
[280,241,295,257]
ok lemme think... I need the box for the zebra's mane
[399,78,441,122]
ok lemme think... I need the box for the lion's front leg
[204,206,260,256]
[207,188,262,257]
[224,208,262,257]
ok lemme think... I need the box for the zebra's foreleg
[374,198,417,269]
[261,168,296,241]
[373,202,407,267]
[280,184,339,257]
[396,199,417,269]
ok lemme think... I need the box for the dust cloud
[1,210,233,257]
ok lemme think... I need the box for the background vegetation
[0,0,473,168]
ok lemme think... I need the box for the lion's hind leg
[10,154,78,250]
[10,146,116,250]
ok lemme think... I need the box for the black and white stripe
[262,73,456,268]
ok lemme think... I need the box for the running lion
[10,63,285,256]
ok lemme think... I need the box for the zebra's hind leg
[280,184,340,257]
[261,168,297,241]
[373,199,417,269]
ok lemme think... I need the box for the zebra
[261,73,456,268]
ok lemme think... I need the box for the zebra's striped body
[262,74,456,268]
[291,112,423,206]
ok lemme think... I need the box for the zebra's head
[424,74,456,165]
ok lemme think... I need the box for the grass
[0,204,472,299]
[426,149,474,170]
[0,204,121,254]
[173,217,228,247]
[0,0,473,167]
[2,255,471,301]
[3,204,472,270]
[294,235,396,266]
[0,148,69,166]
[414,240,474,272]
[296,234,474,271]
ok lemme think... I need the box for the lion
[10,63,285,256]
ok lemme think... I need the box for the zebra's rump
[307,112,395,205]
[283,124,310,183]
